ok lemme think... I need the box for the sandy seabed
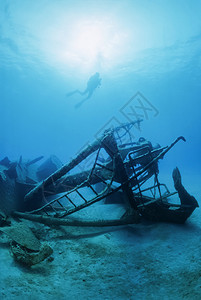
[0,174,201,300]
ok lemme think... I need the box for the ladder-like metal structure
[24,119,185,219]
[28,145,117,218]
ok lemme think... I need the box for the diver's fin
[75,100,84,109]
[75,96,89,108]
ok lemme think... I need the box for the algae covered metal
[10,120,198,225]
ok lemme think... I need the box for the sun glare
[71,22,104,58]
[47,17,130,72]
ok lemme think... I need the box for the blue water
[1,0,201,181]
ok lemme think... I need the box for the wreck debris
[0,166,18,215]
[36,155,62,181]
[136,180,198,224]
[0,120,198,228]
[26,155,44,167]
[172,167,199,207]
[10,241,53,266]
[0,209,11,226]
[0,222,41,251]
[0,156,11,167]
[0,154,62,214]
[23,129,141,216]
[24,139,103,203]
[0,222,53,266]
[13,210,140,227]
[21,121,193,225]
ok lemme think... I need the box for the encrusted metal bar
[24,139,101,203]
[76,190,87,203]
[65,195,76,208]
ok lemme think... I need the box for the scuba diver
[66,72,102,108]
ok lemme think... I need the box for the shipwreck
[0,120,198,265]
[0,119,198,224]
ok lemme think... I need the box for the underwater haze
[1,0,201,180]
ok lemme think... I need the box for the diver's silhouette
[66,72,102,108]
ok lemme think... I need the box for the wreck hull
[138,199,196,224]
